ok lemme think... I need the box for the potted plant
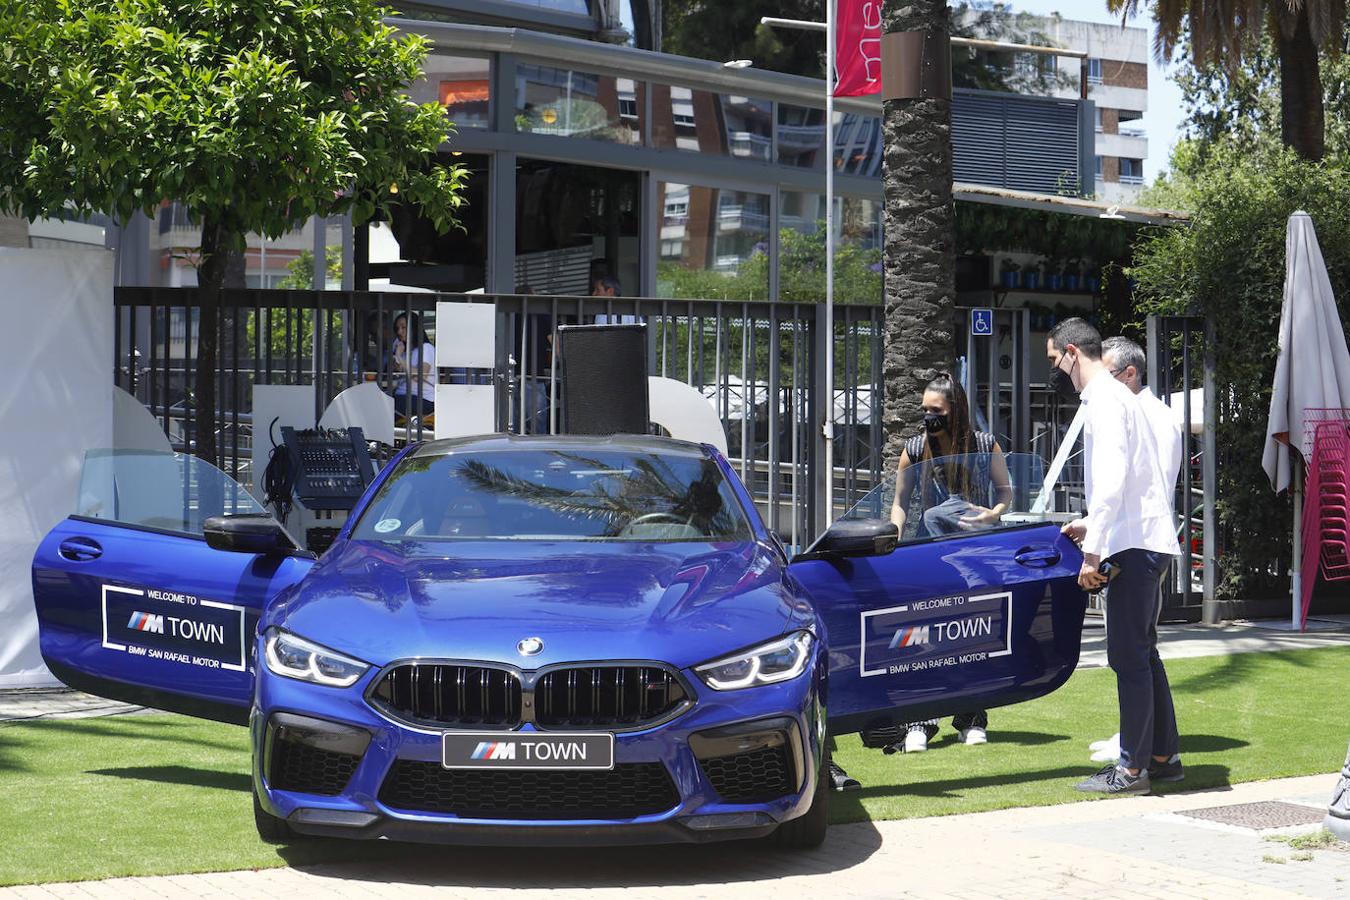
[999,259,1019,290]
[1046,261,1064,292]
[1022,262,1041,291]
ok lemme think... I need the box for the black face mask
[1049,354,1079,400]
[923,412,948,434]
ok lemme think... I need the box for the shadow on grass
[1180,734,1248,753]
[1149,763,1232,796]
[1169,648,1317,694]
[275,819,884,887]
[833,764,1092,808]
[89,765,251,793]
[0,716,246,754]
[928,730,1069,748]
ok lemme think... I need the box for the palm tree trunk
[1273,2,1325,161]
[880,0,956,475]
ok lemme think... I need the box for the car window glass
[75,450,265,537]
[837,451,1067,545]
[352,448,752,542]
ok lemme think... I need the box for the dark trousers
[1105,548,1180,772]
[396,394,434,418]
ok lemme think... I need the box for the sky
[1007,0,1187,184]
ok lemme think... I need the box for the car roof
[407,433,714,459]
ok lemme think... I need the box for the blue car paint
[250,633,827,841]
[32,518,313,722]
[269,539,802,670]
[790,525,1085,735]
[30,434,1086,845]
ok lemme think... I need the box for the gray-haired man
[1083,337,1187,776]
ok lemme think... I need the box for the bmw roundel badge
[517,637,544,656]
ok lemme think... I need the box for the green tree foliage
[661,0,826,77]
[656,225,881,304]
[1129,145,1350,599]
[0,0,469,463]
[950,5,1077,95]
[1108,0,1345,160]
[277,249,343,291]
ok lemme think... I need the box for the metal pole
[823,0,835,524]
[1293,461,1304,630]
[1202,315,1220,624]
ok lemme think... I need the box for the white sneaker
[958,726,987,745]
[1089,733,1120,752]
[1089,733,1121,762]
[904,728,929,753]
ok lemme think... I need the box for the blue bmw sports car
[33,435,1086,847]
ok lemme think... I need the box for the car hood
[270,539,803,670]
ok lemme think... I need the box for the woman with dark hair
[888,372,1013,751]
[392,312,436,420]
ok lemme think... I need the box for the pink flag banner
[834,0,883,97]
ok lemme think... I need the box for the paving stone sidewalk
[1,773,1344,899]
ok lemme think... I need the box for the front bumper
[250,650,826,845]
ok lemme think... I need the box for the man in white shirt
[1047,318,1181,794]
[1083,337,1189,767]
[1103,336,1184,493]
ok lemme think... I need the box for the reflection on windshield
[839,452,1052,543]
[351,449,752,542]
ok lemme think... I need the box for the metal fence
[114,288,888,545]
[113,287,1213,571]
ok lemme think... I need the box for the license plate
[441,732,615,770]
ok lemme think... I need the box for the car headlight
[263,628,369,688]
[695,631,815,691]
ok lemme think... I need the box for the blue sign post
[971,308,994,337]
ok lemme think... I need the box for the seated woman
[888,372,1013,751]
[392,312,436,421]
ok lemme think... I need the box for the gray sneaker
[1075,764,1150,794]
[1148,755,1185,783]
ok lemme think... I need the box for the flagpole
[824,0,836,524]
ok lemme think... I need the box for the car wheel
[773,750,830,849]
[253,787,294,844]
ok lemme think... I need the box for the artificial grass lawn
[1,646,1346,886]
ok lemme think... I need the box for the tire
[253,787,294,844]
[773,750,830,849]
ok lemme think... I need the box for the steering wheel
[626,512,688,527]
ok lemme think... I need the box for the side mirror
[812,519,898,558]
[203,514,296,555]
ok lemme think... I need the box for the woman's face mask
[923,412,949,434]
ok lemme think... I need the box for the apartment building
[1041,15,1150,202]
[960,4,1149,202]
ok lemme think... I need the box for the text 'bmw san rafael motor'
[32,435,1086,847]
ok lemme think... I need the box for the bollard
[1326,741,1350,841]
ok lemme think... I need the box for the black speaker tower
[557,324,649,435]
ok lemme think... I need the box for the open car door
[31,451,314,724]
[790,452,1089,740]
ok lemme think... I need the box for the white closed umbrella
[1262,211,1350,628]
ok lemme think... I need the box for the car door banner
[101,584,248,671]
[859,591,1012,677]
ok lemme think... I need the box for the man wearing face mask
[1047,318,1181,794]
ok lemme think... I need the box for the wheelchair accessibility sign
[971,308,994,337]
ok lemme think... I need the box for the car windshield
[351,447,753,542]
